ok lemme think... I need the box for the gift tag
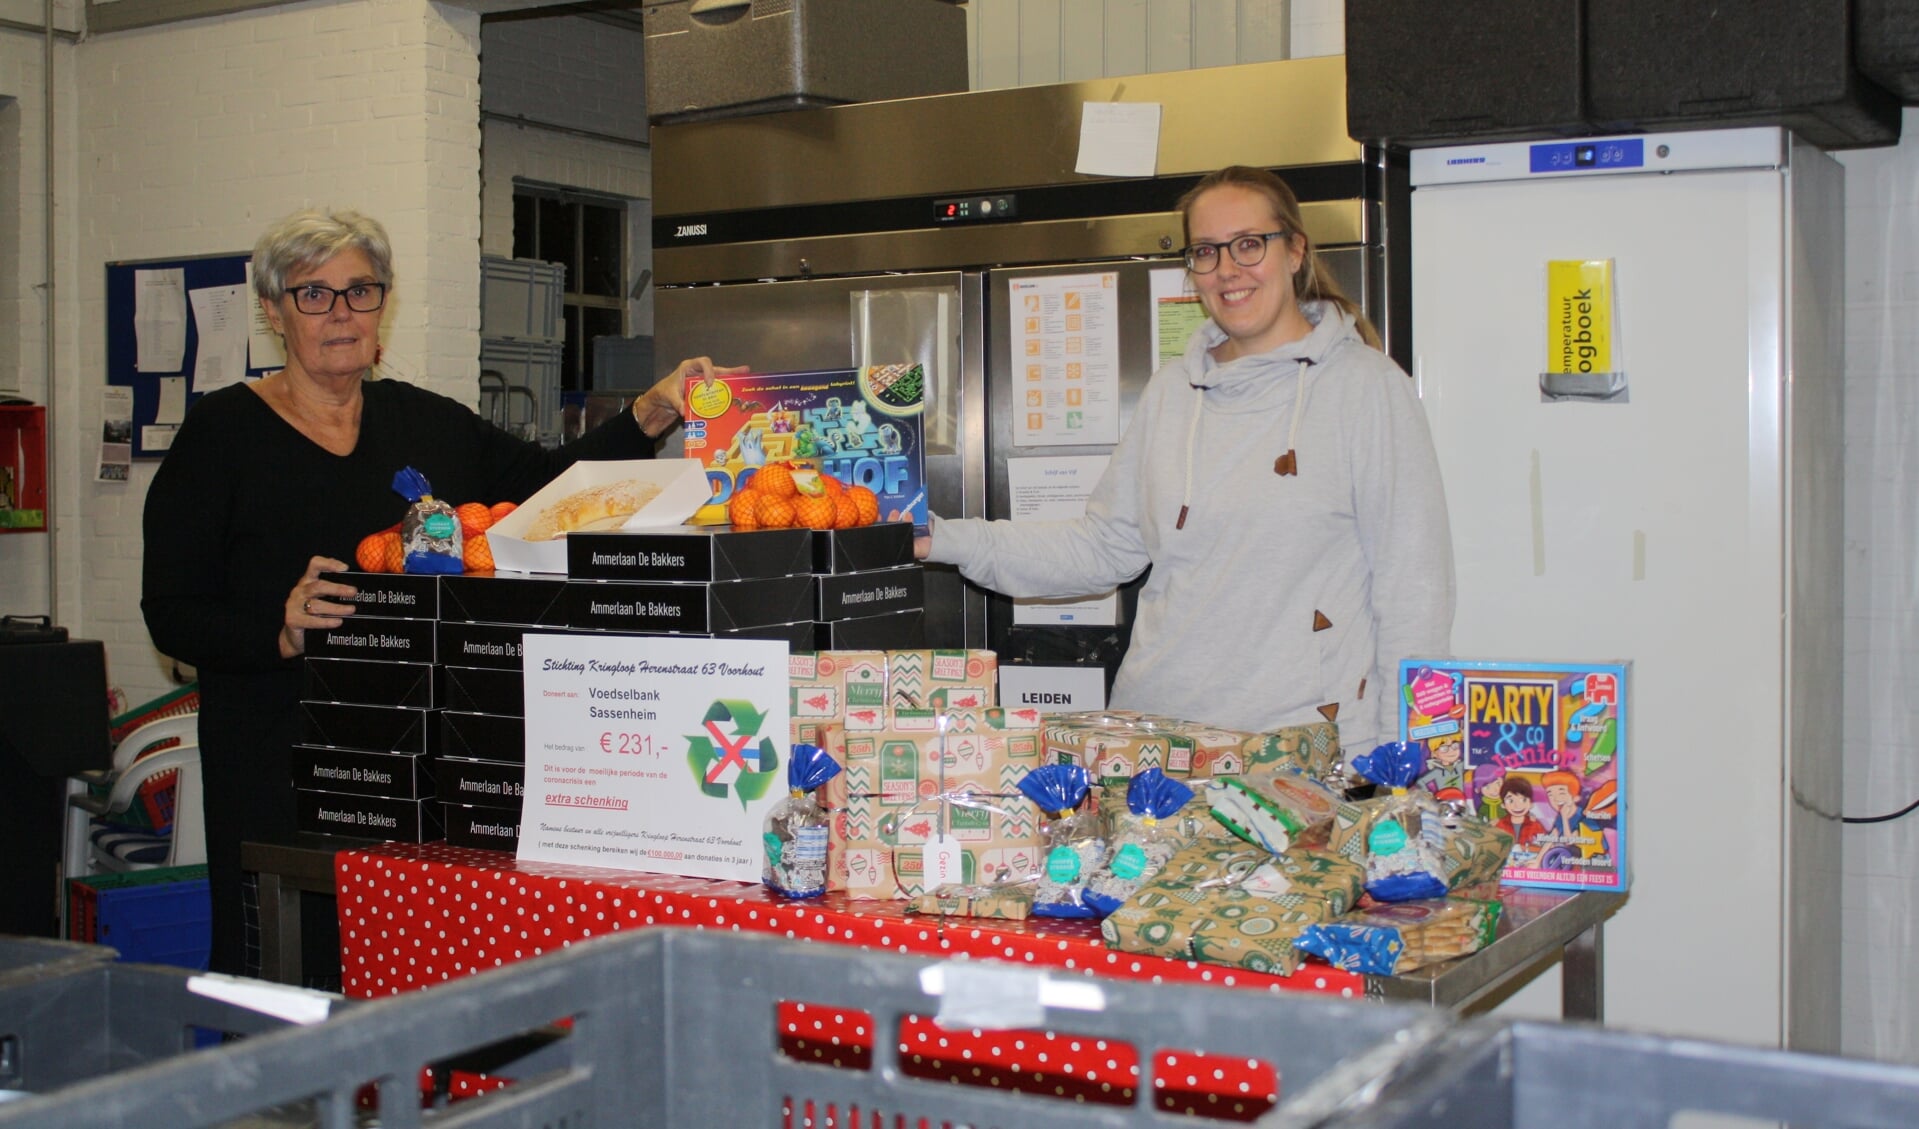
[923,834,964,887]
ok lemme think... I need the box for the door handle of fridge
[1538,371,1629,403]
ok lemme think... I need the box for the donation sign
[518,633,790,882]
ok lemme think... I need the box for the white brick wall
[69,0,482,708]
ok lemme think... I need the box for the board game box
[682,366,927,530]
[1399,659,1628,892]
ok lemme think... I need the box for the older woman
[142,208,741,981]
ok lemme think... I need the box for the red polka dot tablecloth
[335,842,1365,1001]
[335,843,1366,1118]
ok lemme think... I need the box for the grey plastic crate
[0,934,116,980]
[479,337,564,443]
[0,961,310,1106]
[1307,1019,1919,1129]
[0,927,1445,1128]
[480,256,564,342]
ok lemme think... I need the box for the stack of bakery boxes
[295,520,925,853]
[296,572,443,843]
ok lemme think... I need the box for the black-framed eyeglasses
[1182,231,1291,274]
[288,282,388,315]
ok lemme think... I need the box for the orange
[729,488,762,531]
[355,532,388,572]
[795,494,837,530]
[455,502,494,538]
[373,531,405,574]
[488,501,517,523]
[751,463,798,499]
[756,495,797,529]
[848,485,880,526]
[463,533,496,572]
[818,474,845,497]
[833,494,860,529]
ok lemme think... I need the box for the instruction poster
[1008,272,1121,447]
[1007,454,1117,626]
[1149,266,1205,372]
[519,634,790,882]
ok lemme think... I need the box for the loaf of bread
[523,479,663,541]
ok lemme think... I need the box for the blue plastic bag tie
[787,743,841,795]
[392,466,434,502]
[1126,767,1194,821]
[1016,763,1091,818]
[1353,742,1425,792]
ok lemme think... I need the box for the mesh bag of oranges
[729,465,881,531]
[356,499,516,574]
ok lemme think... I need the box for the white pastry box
[485,459,709,575]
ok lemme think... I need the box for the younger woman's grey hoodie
[928,301,1455,751]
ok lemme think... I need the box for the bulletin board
[105,252,282,459]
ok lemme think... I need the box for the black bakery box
[712,620,815,651]
[318,570,439,619]
[813,607,926,650]
[442,664,525,715]
[304,658,439,709]
[438,572,568,626]
[817,564,923,622]
[440,710,526,762]
[302,701,437,755]
[812,521,914,574]
[436,755,524,807]
[562,573,816,634]
[566,526,813,582]
[303,615,436,663]
[290,744,436,800]
[442,803,522,851]
[296,788,442,842]
[437,620,567,672]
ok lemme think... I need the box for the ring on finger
[303,598,312,615]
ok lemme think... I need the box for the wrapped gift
[909,882,1035,920]
[1238,722,1342,779]
[834,786,1042,899]
[1294,897,1503,975]
[1045,711,1252,784]
[790,649,1000,745]
[1100,843,1365,976]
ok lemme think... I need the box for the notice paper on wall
[1007,454,1118,627]
[1075,101,1161,178]
[518,633,790,882]
[134,268,187,373]
[188,284,250,393]
[98,386,133,483]
[245,262,286,370]
[1149,266,1204,372]
[1008,272,1121,447]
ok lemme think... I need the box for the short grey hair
[250,209,395,302]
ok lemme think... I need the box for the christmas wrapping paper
[1100,843,1366,977]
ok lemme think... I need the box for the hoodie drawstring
[1275,358,1311,477]
[1178,358,1312,530]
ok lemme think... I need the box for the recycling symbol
[685,698,781,809]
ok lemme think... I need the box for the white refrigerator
[1410,128,1843,1052]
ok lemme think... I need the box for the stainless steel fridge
[651,56,1406,686]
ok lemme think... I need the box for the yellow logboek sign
[1546,259,1615,376]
